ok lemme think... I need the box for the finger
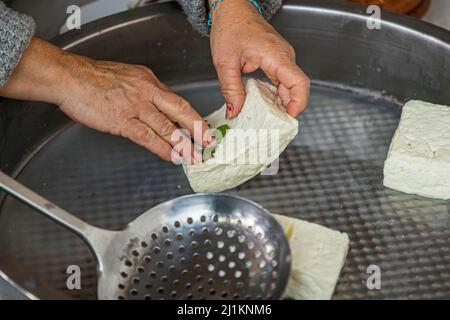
[214,59,245,119]
[268,77,280,87]
[172,132,203,165]
[122,118,173,162]
[170,128,203,164]
[260,64,281,87]
[276,61,310,117]
[242,61,259,74]
[171,130,202,164]
[139,107,178,145]
[139,107,201,164]
[277,83,290,107]
[149,88,213,147]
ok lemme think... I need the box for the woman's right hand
[59,57,212,164]
[0,38,211,163]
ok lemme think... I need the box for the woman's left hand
[209,0,310,119]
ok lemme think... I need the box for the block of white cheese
[273,214,350,300]
[183,78,299,192]
[383,100,450,199]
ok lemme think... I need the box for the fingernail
[226,104,234,119]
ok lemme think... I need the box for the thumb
[215,60,245,119]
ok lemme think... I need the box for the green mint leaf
[202,124,230,162]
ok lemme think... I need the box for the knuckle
[144,67,157,78]
[135,64,154,76]
[221,78,241,93]
[138,74,151,85]
[133,126,150,142]
[159,120,175,139]
[176,97,192,114]
[222,86,242,97]
[134,68,157,85]
[219,76,244,95]
[287,44,296,58]
[126,123,155,146]
[147,83,159,101]
[221,80,245,97]
[146,130,160,147]
[301,74,311,88]
[134,64,148,73]
[278,49,293,62]
[213,57,229,70]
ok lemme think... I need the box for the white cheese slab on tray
[273,214,350,300]
[383,100,450,200]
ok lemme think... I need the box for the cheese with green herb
[183,78,299,192]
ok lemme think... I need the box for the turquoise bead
[207,0,263,28]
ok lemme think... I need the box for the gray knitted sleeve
[0,1,36,87]
[176,0,283,36]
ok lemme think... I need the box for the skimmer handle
[0,171,96,240]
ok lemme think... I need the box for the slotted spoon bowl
[0,171,291,300]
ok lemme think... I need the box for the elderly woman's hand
[209,0,310,119]
[0,38,211,163]
[59,58,211,163]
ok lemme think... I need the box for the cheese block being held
[383,100,450,199]
[183,78,299,193]
[273,214,350,300]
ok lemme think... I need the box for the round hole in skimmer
[115,203,289,300]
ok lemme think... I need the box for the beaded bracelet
[207,0,264,27]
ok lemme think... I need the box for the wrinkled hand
[59,57,212,163]
[210,0,310,119]
[0,38,211,163]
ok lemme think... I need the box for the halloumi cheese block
[383,100,450,199]
[273,214,350,300]
[183,78,299,193]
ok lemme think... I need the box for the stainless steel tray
[0,0,449,299]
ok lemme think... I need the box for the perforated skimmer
[0,171,291,300]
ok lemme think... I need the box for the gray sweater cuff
[0,1,36,87]
[176,0,283,36]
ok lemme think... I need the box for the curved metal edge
[283,0,450,48]
[2,0,447,300]
[0,270,38,300]
[50,2,183,50]
[50,0,450,52]
[174,192,274,214]
[0,123,77,300]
